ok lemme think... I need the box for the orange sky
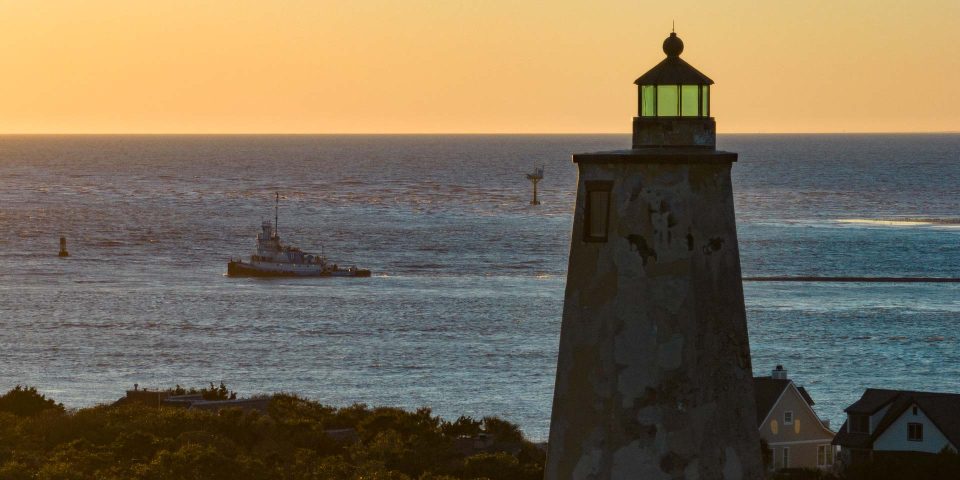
[1,0,957,134]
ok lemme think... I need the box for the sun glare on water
[838,219,960,228]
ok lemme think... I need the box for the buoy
[59,237,69,257]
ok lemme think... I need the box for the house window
[849,414,869,433]
[782,447,790,468]
[908,422,924,441]
[912,406,918,415]
[583,181,613,242]
[783,411,794,425]
[818,445,835,466]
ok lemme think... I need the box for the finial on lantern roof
[635,31,712,85]
[663,31,684,57]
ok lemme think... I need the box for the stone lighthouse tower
[545,32,762,480]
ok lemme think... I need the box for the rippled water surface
[1,134,958,439]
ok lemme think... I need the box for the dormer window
[849,414,869,434]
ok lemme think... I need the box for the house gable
[835,389,960,458]
[874,404,956,454]
[870,404,892,434]
[759,382,834,444]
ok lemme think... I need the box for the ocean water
[0,134,958,440]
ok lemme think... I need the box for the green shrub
[171,382,236,401]
[841,448,960,480]
[0,386,65,417]
[0,387,543,479]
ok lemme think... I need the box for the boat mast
[274,192,279,238]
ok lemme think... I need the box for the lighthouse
[545,32,763,479]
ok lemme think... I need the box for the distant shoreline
[744,276,960,283]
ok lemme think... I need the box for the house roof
[754,378,791,425]
[753,377,816,425]
[798,386,816,406]
[844,388,903,414]
[834,389,960,449]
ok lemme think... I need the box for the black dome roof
[663,32,684,57]
[634,32,713,86]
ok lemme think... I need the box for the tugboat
[227,193,371,277]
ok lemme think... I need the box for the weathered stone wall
[632,117,716,148]
[545,159,762,480]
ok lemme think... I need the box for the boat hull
[227,261,371,278]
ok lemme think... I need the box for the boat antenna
[274,192,279,238]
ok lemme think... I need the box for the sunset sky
[1,0,957,134]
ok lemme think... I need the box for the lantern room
[635,32,713,118]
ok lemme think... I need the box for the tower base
[545,148,762,480]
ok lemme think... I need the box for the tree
[0,386,545,479]
[481,417,524,445]
[0,386,65,417]
[169,382,236,400]
[462,452,540,480]
[841,448,960,480]
[441,416,482,438]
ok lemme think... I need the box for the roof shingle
[753,377,790,425]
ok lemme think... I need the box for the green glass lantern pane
[642,85,656,117]
[657,85,678,116]
[702,86,710,117]
[681,85,699,117]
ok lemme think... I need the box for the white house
[833,389,960,467]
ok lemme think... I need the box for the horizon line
[1,131,958,136]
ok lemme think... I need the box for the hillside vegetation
[0,386,544,480]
